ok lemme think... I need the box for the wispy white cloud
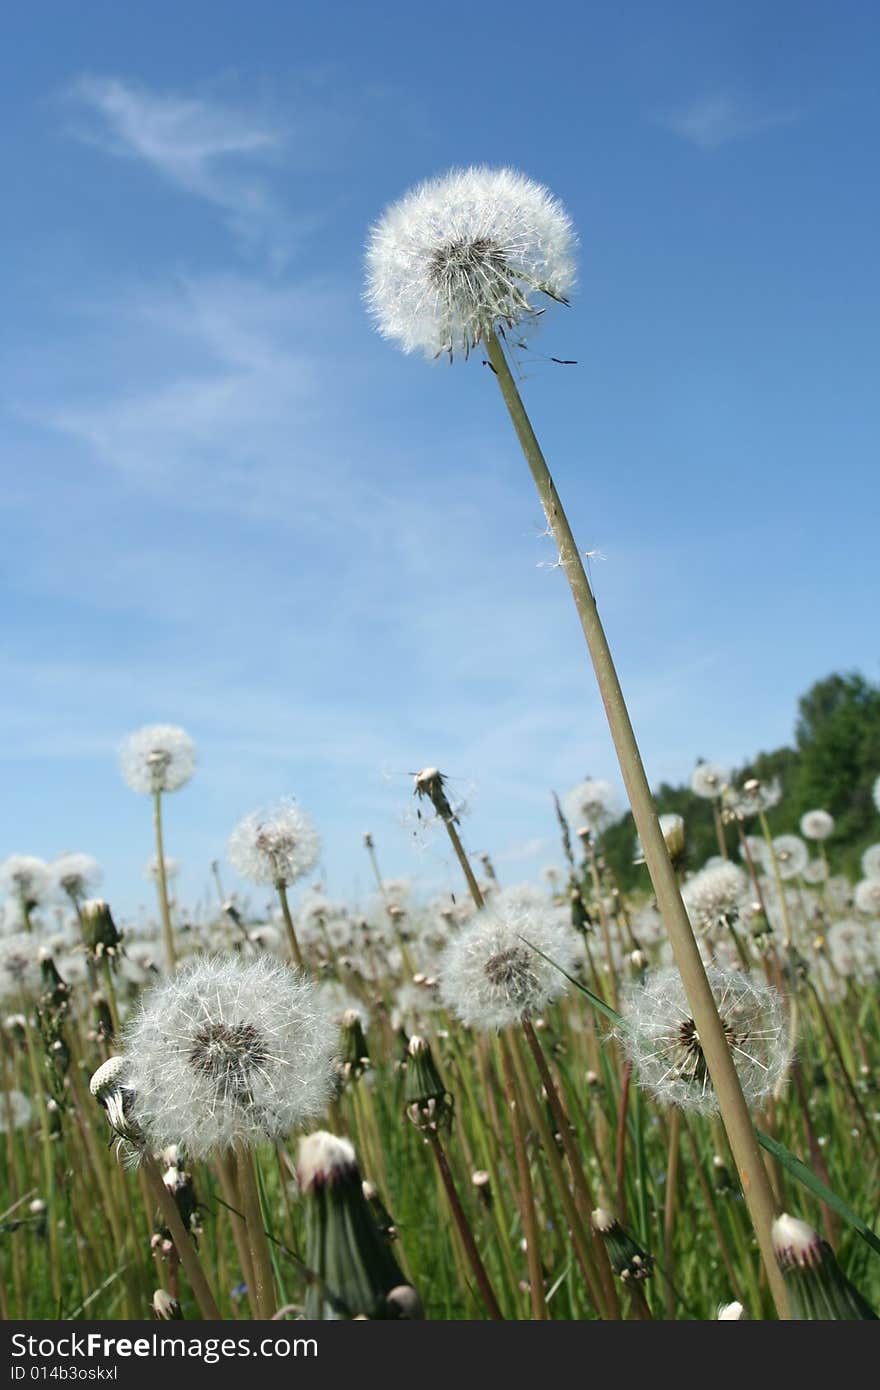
[660,92,800,150]
[68,77,300,258]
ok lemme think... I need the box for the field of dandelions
[2,168,879,1323]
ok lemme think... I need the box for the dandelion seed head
[690,762,730,800]
[772,835,809,881]
[873,775,880,815]
[724,777,782,820]
[227,799,321,888]
[0,934,43,1003]
[52,853,102,902]
[681,862,748,935]
[0,855,50,905]
[563,778,618,837]
[365,166,576,360]
[119,725,196,795]
[122,955,338,1158]
[799,810,834,842]
[0,1089,32,1133]
[854,878,880,917]
[717,1301,745,1320]
[860,844,880,881]
[619,964,790,1116]
[297,1130,358,1192]
[439,889,578,1030]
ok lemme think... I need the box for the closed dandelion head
[119,725,196,795]
[52,853,102,903]
[619,964,790,1116]
[682,862,748,935]
[227,799,321,888]
[800,810,834,842]
[717,1301,746,1320]
[772,835,809,881]
[0,855,50,905]
[122,955,338,1158]
[690,762,730,801]
[439,890,578,1030]
[563,778,618,837]
[365,166,576,360]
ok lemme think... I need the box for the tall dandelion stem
[484,327,788,1319]
[152,792,176,972]
[141,1153,221,1320]
[276,883,304,970]
[235,1145,276,1319]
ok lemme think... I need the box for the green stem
[276,882,304,970]
[485,327,788,1318]
[152,791,177,972]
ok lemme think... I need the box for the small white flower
[690,762,730,800]
[799,810,834,842]
[123,955,338,1158]
[619,964,790,1116]
[119,725,196,795]
[771,835,809,881]
[440,889,579,1030]
[227,799,321,888]
[563,778,619,836]
[365,166,576,359]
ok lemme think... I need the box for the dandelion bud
[80,899,122,955]
[297,1131,416,1319]
[772,1214,877,1319]
[152,1289,183,1320]
[471,1170,492,1207]
[591,1209,653,1283]
[413,768,457,823]
[404,1035,454,1132]
[340,1009,370,1083]
[717,1301,746,1319]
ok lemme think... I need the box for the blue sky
[2,1,878,919]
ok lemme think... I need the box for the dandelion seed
[619,964,790,1116]
[365,167,576,360]
[122,955,338,1158]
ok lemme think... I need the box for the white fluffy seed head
[52,853,102,901]
[619,964,790,1116]
[563,778,618,837]
[227,799,321,888]
[772,835,809,880]
[296,1131,358,1192]
[0,934,43,1003]
[0,856,50,904]
[717,1301,745,1320]
[873,775,880,815]
[799,809,834,842]
[860,844,880,881]
[724,778,783,819]
[439,889,579,1030]
[119,725,196,795]
[122,955,339,1158]
[690,762,730,800]
[681,862,748,935]
[365,166,576,360]
[854,878,880,916]
[0,1089,33,1133]
[772,1213,822,1268]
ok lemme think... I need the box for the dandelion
[772,1214,877,1320]
[0,1089,33,1133]
[120,724,194,972]
[0,856,50,931]
[52,853,102,904]
[440,893,578,1031]
[122,955,338,1159]
[681,862,748,935]
[563,778,618,837]
[0,934,43,1003]
[861,844,880,880]
[690,762,730,800]
[227,800,321,968]
[619,964,790,1116]
[772,835,809,881]
[854,879,880,916]
[636,813,685,869]
[723,778,783,820]
[800,810,834,842]
[717,1301,746,1320]
[365,166,575,360]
